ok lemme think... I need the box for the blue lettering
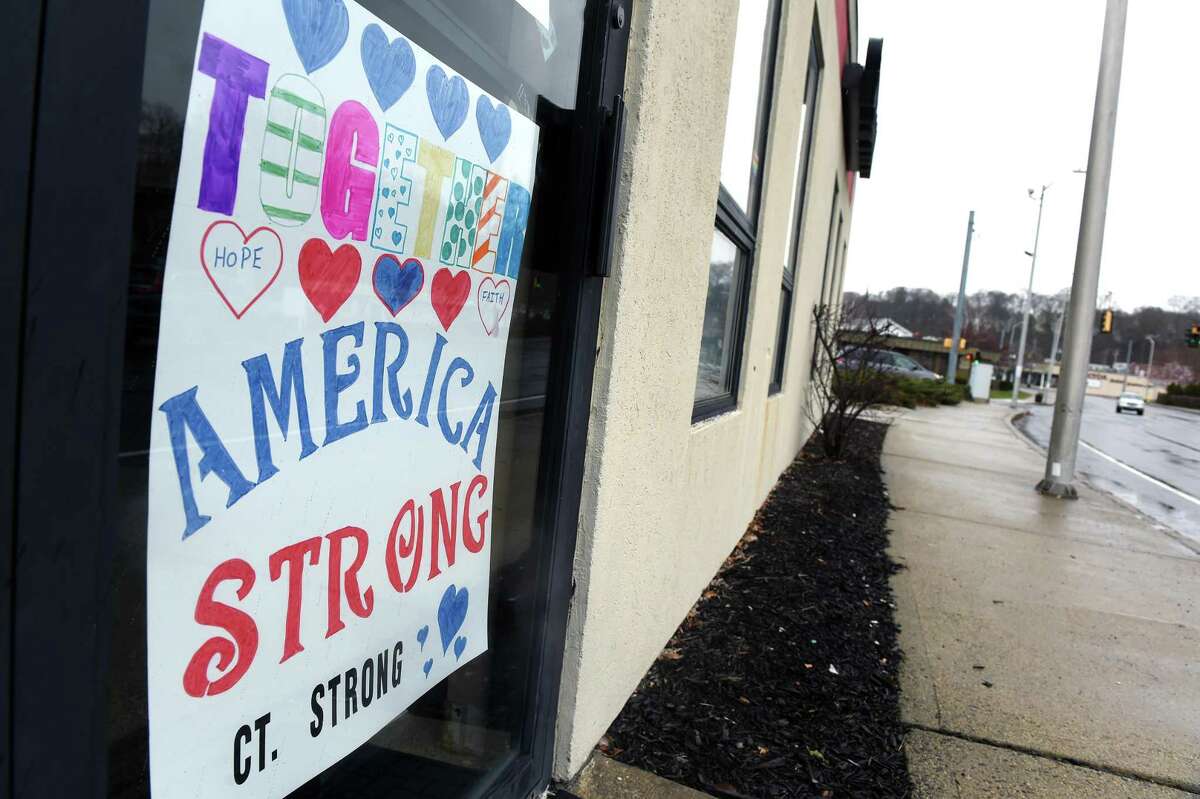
[159,386,255,539]
[242,337,318,484]
[415,333,447,428]
[322,322,368,446]
[437,357,474,445]
[461,382,497,470]
[372,322,413,423]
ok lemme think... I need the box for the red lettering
[269,536,322,663]
[182,558,259,698]
[325,526,374,638]
[427,482,460,579]
[385,499,423,593]
[462,474,488,553]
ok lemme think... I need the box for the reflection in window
[695,229,743,405]
[769,25,822,395]
[718,0,772,215]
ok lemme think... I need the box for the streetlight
[1011,185,1048,408]
[1144,335,1156,399]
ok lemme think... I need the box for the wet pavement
[1017,395,1200,543]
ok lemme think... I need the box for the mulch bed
[601,421,911,798]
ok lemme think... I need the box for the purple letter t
[196,34,269,215]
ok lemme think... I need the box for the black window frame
[4,0,630,797]
[810,179,841,377]
[769,19,823,395]
[693,0,783,423]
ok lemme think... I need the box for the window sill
[692,394,738,425]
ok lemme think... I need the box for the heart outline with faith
[476,276,512,336]
[198,221,284,319]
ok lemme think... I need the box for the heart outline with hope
[372,254,424,316]
[426,65,469,140]
[475,96,512,163]
[282,0,350,74]
[360,24,415,111]
[430,268,471,331]
[437,584,469,655]
[199,221,284,320]
[298,238,362,322]
[476,276,512,336]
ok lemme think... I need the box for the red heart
[298,239,362,322]
[430,268,471,331]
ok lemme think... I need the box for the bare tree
[805,301,895,458]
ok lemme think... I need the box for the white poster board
[145,1,537,796]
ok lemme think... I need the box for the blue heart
[387,207,396,219]
[437,584,469,655]
[426,66,469,140]
[475,97,512,163]
[391,230,402,245]
[361,24,415,111]
[282,0,349,74]
[423,658,433,677]
[453,635,467,661]
[373,255,423,315]
[416,625,429,650]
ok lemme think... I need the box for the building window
[770,23,823,395]
[810,181,841,376]
[694,0,781,421]
[819,190,842,309]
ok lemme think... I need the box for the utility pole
[1037,0,1127,498]
[1144,335,1156,398]
[947,211,974,384]
[1011,186,1048,407]
[1120,338,1133,391]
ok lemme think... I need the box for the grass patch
[989,388,1034,400]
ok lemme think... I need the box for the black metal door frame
[7,0,629,797]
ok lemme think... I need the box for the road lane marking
[1079,440,1200,508]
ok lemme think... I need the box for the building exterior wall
[553,0,858,779]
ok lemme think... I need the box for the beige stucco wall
[553,0,856,780]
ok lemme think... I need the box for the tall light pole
[947,211,975,384]
[1144,335,1156,398]
[1011,186,1048,407]
[1037,0,1127,498]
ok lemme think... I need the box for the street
[1017,394,1200,543]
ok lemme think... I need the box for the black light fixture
[842,38,882,178]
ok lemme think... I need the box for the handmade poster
[145,1,537,796]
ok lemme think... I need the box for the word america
[161,323,497,539]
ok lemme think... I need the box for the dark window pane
[108,0,582,797]
[769,285,793,393]
[695,229,742,404]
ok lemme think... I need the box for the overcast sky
[847,1,1197,311]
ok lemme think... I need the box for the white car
[1116,392,1145,415]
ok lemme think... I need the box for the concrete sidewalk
[885,402,1200,798]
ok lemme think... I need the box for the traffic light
[943,338,967,350]
[1188,323,1200,348]
[1098,308,1114,334]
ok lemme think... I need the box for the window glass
[107,0,583,797]
[695,229,742,404]
[718,0,771,215]
[769,29,822,395]
[782,32,822,278]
